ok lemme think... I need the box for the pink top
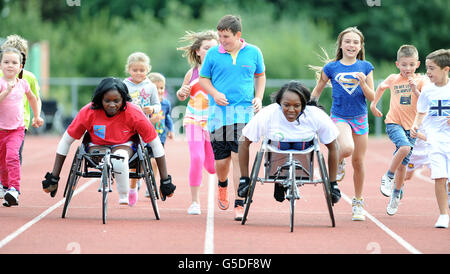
[0,78,31,130]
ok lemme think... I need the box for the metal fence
[37,77,383,136]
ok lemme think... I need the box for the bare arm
[252,73,266,113]
[311,71,329,102]
[199,77,229,106]
[176,68,193,101]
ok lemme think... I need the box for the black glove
[237,176,251,198]
[160,175,176,201]
[42,172,59,198]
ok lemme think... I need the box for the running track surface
[0,135,448,254]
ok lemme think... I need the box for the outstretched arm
[311,71,329,102]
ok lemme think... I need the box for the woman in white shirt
[237,81,341,203]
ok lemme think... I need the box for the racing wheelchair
[61,133,160,224]
[241,135,335,232]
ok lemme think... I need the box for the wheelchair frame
[61,133,160,224]
[241,135,335,232]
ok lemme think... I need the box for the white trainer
[380,174,394,197]
[434,214,449,228]
[4,187,19,206]
[352,197,365,221]
[187,202,201,215]
[336,160,345,181]
[386,193,400,215]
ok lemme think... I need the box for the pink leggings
[0,127,25,192]
[185,124,215,187]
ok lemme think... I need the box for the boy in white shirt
[411,49,450,228]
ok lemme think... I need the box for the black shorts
[210,123,245,160]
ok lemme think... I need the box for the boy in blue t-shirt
[199,15,266,221]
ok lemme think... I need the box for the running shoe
[380,174,394,197]
[336,160,345,181]
[352,197,365,221]
[187,202,201,215]
[4,187,19,207]
[234,205,244,221]
[218,185,229,210]
[128,189,138,207]
[386,192,400,215]
[434,214,449,228]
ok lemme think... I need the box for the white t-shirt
[416,81,450,144]
[242,103,339,145]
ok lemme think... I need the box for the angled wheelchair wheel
[289,161,296,232]
[144,146,159,200]
[140,145,160,220]
[317,151,335,227]
[62,147,82,219]
[101,165,110,224]
[241,150,264,225]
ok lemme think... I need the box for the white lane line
[341,192,422,254]
[0,179,97,250]
[203,173,216,254]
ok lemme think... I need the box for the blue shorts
[385,123,416,165]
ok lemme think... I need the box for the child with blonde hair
[176,30,218,214]
[310,26,375,221]
[123,52,161,206]
[0,47,43,206]
[370,44,427,215]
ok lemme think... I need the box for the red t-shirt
[67,102,157,145]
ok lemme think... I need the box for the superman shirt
[323,60,374,118]
[67,102,158,145]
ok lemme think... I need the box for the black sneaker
[330,182,341,204]
[160,175,176,201]
[274,183,286,202]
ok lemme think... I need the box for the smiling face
[0,52,22,80]
[340,31,362,60]
[396,56,420,78]
[280,90,302,122]
[102,89,123,117]
[426,59,449,86]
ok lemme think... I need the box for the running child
[369,45,427,215]
[176,30,217,215]
[123,52,161,206]
[411,49,450,228]
[0,47,43,206]
[310,27,375,221]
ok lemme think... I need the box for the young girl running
[310,27,375,221]
[0,47,43,206]
[123,52,161,206]
[176,30,218,215]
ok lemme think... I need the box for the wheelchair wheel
[289,161,296,232]
[101,165,110,224]
[144,146,159,200]
[317,151,335,227]
[62,147,82,219]
[241,150,264,225]
[140,145,160,220]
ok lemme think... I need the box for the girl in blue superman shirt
[310,27,375,221]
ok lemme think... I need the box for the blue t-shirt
[323,59,374,118]
[200,40,265,132]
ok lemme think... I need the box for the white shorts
[429,142,450,180]
[407,153,430,171]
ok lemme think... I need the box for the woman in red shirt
[42,77,175,204]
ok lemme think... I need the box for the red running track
[0,135,448,254]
